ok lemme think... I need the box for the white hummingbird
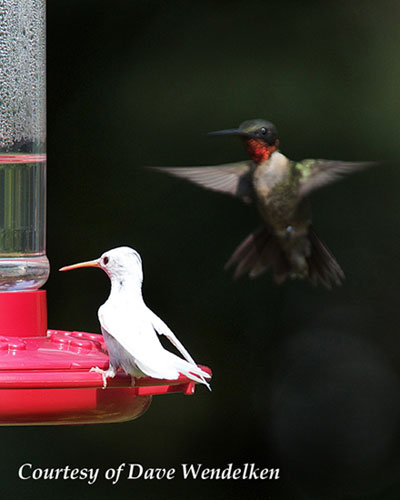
[60,246,211,390]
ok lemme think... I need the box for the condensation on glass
[0,0,48,290]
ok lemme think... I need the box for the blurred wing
[295,159,377,198]
[147,307,197,365]
[150,161,255,203]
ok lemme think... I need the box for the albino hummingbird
[152,119,375,288]
[60,246,211,389]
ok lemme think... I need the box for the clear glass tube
[0,0,48,290]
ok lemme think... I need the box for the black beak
[207,128,243,137]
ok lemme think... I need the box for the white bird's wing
[98,306,211,388]
[147,307,197,365]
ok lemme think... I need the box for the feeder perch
[0,1,211,425]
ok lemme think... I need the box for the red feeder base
[0,291,211,425]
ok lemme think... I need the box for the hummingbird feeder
[0,0,210,425]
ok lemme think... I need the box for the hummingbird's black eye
[103,256,109,265]
[261,127,267,135]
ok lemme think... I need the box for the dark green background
[4,1,400,498]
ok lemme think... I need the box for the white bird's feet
[90,365,117,389]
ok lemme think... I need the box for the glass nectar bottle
[0,0,49,290]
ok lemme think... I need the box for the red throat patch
[244,139,279,163]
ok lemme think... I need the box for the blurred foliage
[4,1,400,499]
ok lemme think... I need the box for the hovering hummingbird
[60,246,211,389]
[152,119,375,288]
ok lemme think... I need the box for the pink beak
[59,259,100,272]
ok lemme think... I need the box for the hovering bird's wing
[147,307,197,365]
[294,159,376,199]
[150,161,255,203]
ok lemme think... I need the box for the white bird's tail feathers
[135,350,212,391]
[170,354,211,391]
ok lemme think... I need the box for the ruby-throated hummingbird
[152,119,375,288]
[60,246,211,389]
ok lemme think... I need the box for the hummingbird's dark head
[208,119,279,164]
[238,119,278,145]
